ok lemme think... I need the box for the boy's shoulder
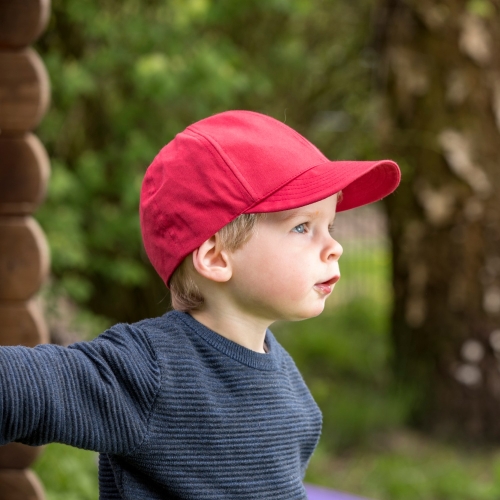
[127,309,181,332]
[105,310,189,348]
[113,310,213,353]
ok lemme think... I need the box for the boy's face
[225,193,342,323]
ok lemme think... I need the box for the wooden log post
[0,1,52,498]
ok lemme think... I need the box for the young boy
[0,110,400,499]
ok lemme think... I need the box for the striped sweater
[0,310,322,499]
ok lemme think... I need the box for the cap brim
[246,159,400,213]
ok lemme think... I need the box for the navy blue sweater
[0,311,322,499]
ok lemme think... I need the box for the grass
[305,431,500,500]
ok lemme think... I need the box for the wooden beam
[0,444,44,471]
[0,299,49,346]
[0,134,50,215]
[0,0,51,49]
[0,217,50,301]
[0,0,52,496]
[0,469,45,500]
[0,49,50,133]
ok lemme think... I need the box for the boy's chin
[286,305,326,322]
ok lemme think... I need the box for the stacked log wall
[0,1,52,498]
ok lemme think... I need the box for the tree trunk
[375,0,500,440]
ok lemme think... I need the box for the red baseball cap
[140,110,400,286]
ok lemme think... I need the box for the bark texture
[375,0,500,440]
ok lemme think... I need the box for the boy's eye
[328,224,335,236]
[292,223,306,234]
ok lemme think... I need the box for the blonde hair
[170,213,265,312]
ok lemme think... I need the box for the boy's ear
[191,234,232,283]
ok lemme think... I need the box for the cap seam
[142,148,180,249]
[186,124,326,202]
[243,160,334,212]
[230,110,327,161]
[184,129,257,201]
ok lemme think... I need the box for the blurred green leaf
[467,0,495,17]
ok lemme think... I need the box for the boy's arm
[0,323,161,455]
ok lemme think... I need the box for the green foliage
[35,0,377,322]
[466,0,495,18]
[33,443,98,500]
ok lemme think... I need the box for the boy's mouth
[314,275,340,294]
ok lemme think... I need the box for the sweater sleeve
[0,323,161,455]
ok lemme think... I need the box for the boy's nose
[321,237,343,262]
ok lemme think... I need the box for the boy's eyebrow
[279,209,317,221]
[278,209,335,222]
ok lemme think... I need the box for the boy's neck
[189,308,270,354]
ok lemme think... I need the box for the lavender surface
[305,484,371,500]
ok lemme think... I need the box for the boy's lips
[314,275,340,294]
